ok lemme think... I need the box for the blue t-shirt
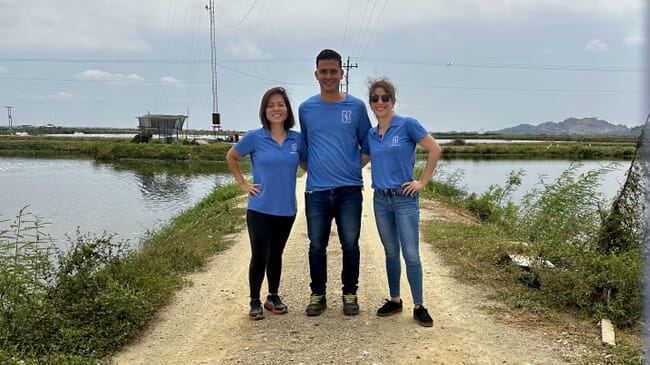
[299,93,371,191]
[234,128,305,216]
[361,115,429,190]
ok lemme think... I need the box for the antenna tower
[206,0,221,130]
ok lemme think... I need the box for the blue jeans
[305,186,362,295]
[373,187,423,305]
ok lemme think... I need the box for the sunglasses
[370,94,391,103]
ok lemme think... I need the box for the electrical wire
[214,0,259,29]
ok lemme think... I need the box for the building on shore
[136,114,187,143]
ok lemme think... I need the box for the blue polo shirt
[234,128,305,216]
[361,115,429,190]
[299,93,371,191]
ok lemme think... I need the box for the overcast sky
[0,0,647,133]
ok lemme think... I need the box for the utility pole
[6,106,12,131]
[342,56,358,94]
[206,0,221,134]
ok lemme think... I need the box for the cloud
[0,65,8,72]
[18,91,82,100]
[0,0,160,52]
[49,91,82,100]
[0,0,643,55]
[160,76,184,87]
[225,41,268,59]
[584,39,608,52]
[624,31,645,46]
[75,69,147,83]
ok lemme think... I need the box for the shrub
[462,169,523,225]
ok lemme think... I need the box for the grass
[1,134,636,161]
[0,133,643,363]
[0,136,233,161]
[435,141,635,159]
[418,158,644,364]
[421,219,643,364]
[0,184,246,364]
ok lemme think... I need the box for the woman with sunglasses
[361,77,442,327]
[226,87,306,320]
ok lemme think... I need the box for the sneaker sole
[376,308,402,317]
[249,313,265,321]
[416,319,433,327]
[264,303,288,314]
[305,303,327,316]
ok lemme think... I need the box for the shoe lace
[342,294,357,304]
[309,295,324,304]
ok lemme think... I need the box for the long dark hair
[259,87,295,130]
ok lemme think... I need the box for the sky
[0,0,647,133]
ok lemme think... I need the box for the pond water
[432,159,628,203]
[0,156,629,248]
[0,157,243,248]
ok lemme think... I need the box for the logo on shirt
[290,143,298,154]
[390,135,400,147]
[341,110,352,124]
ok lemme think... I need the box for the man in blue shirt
[299,49,372,316]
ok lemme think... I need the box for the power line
[0,57,642,73]
[214,0,259,28]
[1,75,639,94]
[341,0,354,51]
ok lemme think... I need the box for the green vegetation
[0,132,643,363]
[1,134,637,162]
[0,136,232,161]
[0,126,140,136]
[0,185,245,364]
[432,132,639,144]
[418,158,644,363]
[434,141,635,160]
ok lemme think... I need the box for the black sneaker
[305,294,327,316]
[264,294,288,314]
[413,305,433,327]
[342,294,360,316]
[376,299,403,317]
[249,299,265,321]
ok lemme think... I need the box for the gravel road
[112,167,587,365]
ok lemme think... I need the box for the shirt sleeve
[360,132,370,155]
[357,102,372,146]
[233,130,256,157]
[405,117,428,144]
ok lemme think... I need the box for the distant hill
[488,117,641,136]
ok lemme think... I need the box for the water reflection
[1,155,627,249]
[429,158,629,203]
[0,156,249,248]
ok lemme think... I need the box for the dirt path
[112,167,577,365]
